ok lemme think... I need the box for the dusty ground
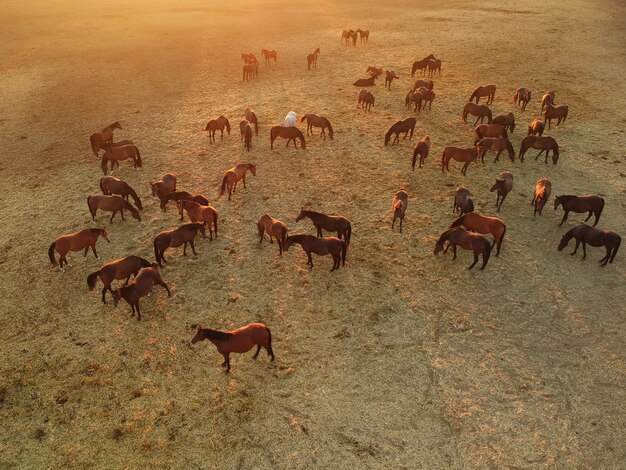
[1,0,625,468]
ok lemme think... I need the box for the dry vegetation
[1,0,625,468]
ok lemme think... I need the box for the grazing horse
[270,126,306,149]
[477,137,515,163]
[258,214,288,255]
[558,225,620,266]
[453,185,474,215]
[544,103,568,129]
[87,255,153,303]
[100,176,142,210]
[434,227,492,270]
[474,124,508,146]
[49,228,110,268]
[513,88,531,111]
[412,135,431,169]
[441,147,479,175]
[87,195,141,223]
[427,59,441,77]
[356,29,370,43]
[413,79,433,91]
[554,195,604,226]
[244,107,259,135]
[295,209,352,244]
[493,113,516,132]
[385,70,399,89]
[470,85,496,104]
[527,117,545,136]
[353,75,377,87]
[154,223,206,267]
[519,136,559,164]
[220,163,256,200]
[384,117,416,145]
[239,120,253,150]
[415,86,435,110]
[490,172,513,211]
[112,267,171,320]
[392,190,408,231]
[100,145,142,174]
[463,102,492,126]
[411,54,435,77]
[191,323,274,373]
[205,116,231,142]
[243,61,258,81]
[541,91,555,113]
[532,178,551,217]
[358,90,375,112]
[450,212,506,256]
[284,235,347,271]
[366,66,384,78]
[307,48,320,70]
[300,114,334,140]
[160,191,208,213]
[151,173,177,206]
[177,200,219,239]
[89,122,122,157]
[261,48,277,65]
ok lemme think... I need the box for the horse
[270,126,306,149]
[100,145,142,174]
[353,75,377,87]
[204,116,231,142]
[513,88,531,111]
[527,117,545,136]
[427,59,441,77]
[295,209,352,244]
[154,223,206,267]
[558,225,620,266]
[541,91,555,113]
[385,70,399,89]
[356,29,370,43]
[341,30,351,44]
[87,255,153,303]
[49,228,110,268]
[284,235,347,271]
[544,103,568,129]
[100,176,142,210]
[241,53,256,63]
[434,227,492,270]
[462,102,492,126]
[519,136,559,164]
[87,195,141,223]
[449,213,506,256]
[411,55,435,77]
[358,90,375,112]
[366,66,383,78]
[474,124,508,146]
[554,195,605,227]
[307,48,320,70]
[283,111,297,127]
[261,48,277,65]
[244,107,258,135]
[493,113,516,132]
[415,87,435,110]
[99,140,134,151]
[441,147,479,175]
[490,172,513,211]
[151,174,177,205]
[300,114,334,140]
[89,122,122,157]
[532,178,552,217]
[349,30,357,46]
[243,61,258,81]
[413,79,433,91]
[220,163,256,200]
[191,323,274,373]
[384,117,416,146]
[412,135,431,170]
[477,137,515,163]
[239,120,253,150]
[258,214,289,255]
[452,185,474,215]
[406,90,422,112]
[470,85,496,104]
[392,190,408,231]
[160,191,209,213]
[111,266,171,320]
[177,200,219,239]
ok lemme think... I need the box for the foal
[154,223,206,267]
[296,209,352,245]
[258,214,289,255]
[220,163,256,200]
[49,228,110,268]
[87,255,153,303]
[112,266,171,320]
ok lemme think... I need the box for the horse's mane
[123,199,138,212]
[323,117,333,132]
[201,328,232,341]
[91,228,105,235]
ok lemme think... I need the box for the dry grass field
[1,0,625,468]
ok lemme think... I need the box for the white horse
[283,111,297,127]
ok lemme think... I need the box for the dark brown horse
[527,117,545,136]
[385,117,416,145]
[204,116,231,143]
[531,178,551,217]
[493,113,516,132]
[406,90,422,112]
[307,48,320,70]
[513,88,531,111]
[411,54,435,77]
[415,86,435,110]
[151,173,177,207]
[427,59,441,77]
[191,323,274,373]
[89,122,122,157]
[450,212,506,256]
[258,214,289,255]
[284,235,347,271]
[296,209,351,245]
[558,225,620,266]
[541,91,555,113]
[470,85,496,104]
[356,29,370,43]
[261,48,277,65]
[441,147,479,175]
[160,191,209,213]
[154,223,206,267]
[412,135,431,169]
[112,266,171,320]
[244,107,259,135]
[490,172,513,211]
[392,190,408,231]
[413,79,433,91]
[240,120,253,151]
[87,195,141,223]
[220,163,256,200]
[385,70,399,89]
[177,200,218,239]
[434,227,492,270]
[554,195,604,226]
[100,145,142,174]
[477,137,515,163]
[300,114,334,140]
[88,255,153,303]
[353,75,377,87]
[49,228,110,268]
[463,102,493,126]
[544,103,568,129]
[243,61,258,81]
[100,176,142,210]
[270,126,306,149]
[358,90,375,112]
[453,185,474,215]
[519,136,559,164]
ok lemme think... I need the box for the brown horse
[558,225,620,266]
[544,103,568,129]
[356,29,370,43]
[87,255,153,303]
[527,117,545,136]
[154,223,206,267]
[385,70,399,89]
[490,172,513,211]
[519,136,559,164]
[477,137,515,163]
[241,53,256,63]
[300,114,334,140]
[554,195,604,226]
[366,66,383,78]
[392,190,408,231]
[462,102,493,126]
[87,195,141,223]
[434,227,492,270]
[49,228,110,268]
[112,266,171,320]
[441,147,479,175]
[385,117,416,145]
[453,185,474,215]
[427,59,441,77]
[541,91,555,113]
[493,113,516,132]
[151,173,177,206]
[100,176,142,210]
[449,212,506,256]
[406,90,422,112]
[341,30,351,44]
[176,200,218,239]
[474,124,508,145]
[307,48,320,70]
[220,163,256,200]
[99,140,134,153]
[284,235,347,271]
[261,48,277,65]
[239,119,253,150]
[204,116,231,142]
[358,90,375,112]
[160,191,208,213]
[349,30,358,46]
[411,54,435,77]
[513,88,531,111]
[270,126,306,149]
[100,145,142,174]
[258,214,289,255]
[296,209,351,244]
[353,75,377,87]
[244,107,258,135]
[191,323,274,373]
[89,122,122,157]
[415,86,435,110]
[470,85,496,104]
[532,178,551,217]
[412,135,431,169]
[413,79,433,91]
[243,61,258,81]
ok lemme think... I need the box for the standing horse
[441,147,479,175]
[89,122,122,157]
[527,117,545,136]
[392,190,408,231]
[358,90,375,112]
[477,137,515,163]
[519,136,559,164]
[349,30,358,46]
[474,124,508,145]
[296,209,352,244]
[258,214,289,255]
[100,145,142,174]
[384,117,416,145]
[87,195,141,223]
[532,178,552,217]
[453,185,474,215]
[490,172,513,211]
[462,102,493,126]
[100,176,142,210]
[356,29,370,43]
[244,107,258,135]
[87,255,153,303]
[558,225,620,266]
[49,228,110,268]
[554,195,604,226]
[204,116,231,142]
[176,200,219,239]
[434,227,492,270]
[239,120,253,150]
[427,59,442,77]
[243,61,258,81]
[270,126,306,149]
[412,135,431,169]
[449,212,506,256]
[406,90,422,112]
[416,87,435,110]
[284,235,347,271]
[470,85,496,104]
[300,114,334,140]
[341,30,351,44]
[261,48,277,65]
[151,173,177,206]
[154,223,206,267]
[220,163,256,200]
[191,323,274,373]
[411,55,435,77]
[385,70,399,89]
[493,113,516,132]
[112,266,171,320]
[513,88,531,111]
[544,103,568,129]
[541,91,555,113]
[160,191,209,213]
[307,48,320,70]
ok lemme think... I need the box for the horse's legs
[306,251,313,268]
[494,150,502,163]
[253,345,261,359]
[535,149,545,161]
[242,175,246,189]
[120,208,125,221]
[84,246,89,257]
[584,211,593,222]
[452,245,457,260]
[468,253,479,270]
[91,244,98,259]
[582,243,587,259]
[190,240,196,255]
[183,241,187,256]
[473,116,480,127]
[223,354,231,373]
[135,303,141,321]
[316,227,323,238]
[110,210,116,223]
[593,211,600,227]
[159,281,171,297]
[124,275,131,285]
[392,216,396,229]
[101,286,108,303]
[462,162,469,175]
[560,211,568,225]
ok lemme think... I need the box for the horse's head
[100,228,110,243]
[150,182,157,196]
[112,122,122,130]
[433,237,445,255]
[295,208,306,223]
[191,327,204,344]
[552,149,559,165]
[557,235,569,252]
[328,127,334,140]
[248,164,257,176]
[131,209,141,222]
[284,237,294,252]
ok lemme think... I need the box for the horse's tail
[135,147,142,167]
[87,270,100,291]
[265,327,275,359]
[99,177,107,194]
[48,242,57,265]
[128,187,142,209]
[212,211,218,237]
[346,224,352,245]
[499,224,507,249]
[300,114,308,123]
[466,198,475,213]
[597,198,605,219]
[483,242,492,267]
[90,134,99,156]
[153,238,160,265]
[341,241,347,267]
[461,104,467,122]
[220,175,228,196]
[610,236,621,263]
[440,149,447,170]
